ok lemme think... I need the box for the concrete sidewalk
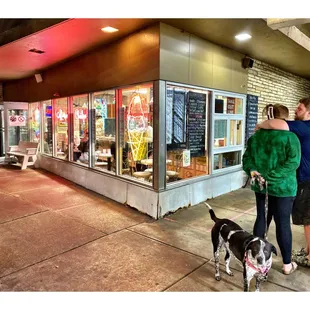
[0,164,309,292]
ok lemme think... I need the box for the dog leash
[264,181,269,239]
[251,174,269,239]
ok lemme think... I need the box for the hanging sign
[9,115,26,126]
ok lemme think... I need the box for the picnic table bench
[6,141,39,170]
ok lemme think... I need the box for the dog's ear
[271,245,277,256]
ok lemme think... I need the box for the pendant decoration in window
[127,93,148,161]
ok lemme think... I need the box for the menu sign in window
[227,97,235,114]
[245,94,258,143]
[167,90,187,150]
[166,88,173,144]
[173,91,186,144]
[187,91,206,157]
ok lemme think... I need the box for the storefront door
[3,102,29,152]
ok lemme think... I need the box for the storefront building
[2,23,254,218]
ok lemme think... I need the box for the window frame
[211,91,246,174]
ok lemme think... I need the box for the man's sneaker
[292,248,307,257]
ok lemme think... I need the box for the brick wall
[247,59,310,122]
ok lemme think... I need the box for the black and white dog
[205,202,277,292]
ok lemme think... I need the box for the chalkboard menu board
[187,91,206,157]
[166,88,173,144]
[245,94,258,142]
[167,90,187,150]
[173,91,186,143]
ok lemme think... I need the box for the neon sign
[75,109,87,120]
[56,109,68,121]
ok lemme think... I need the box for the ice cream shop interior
[2,19,310,218]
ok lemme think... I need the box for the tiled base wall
[38,156,246,219]
[158,170,247,217]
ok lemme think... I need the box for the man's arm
[257,119,289,131]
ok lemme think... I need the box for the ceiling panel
[0,18,157,81]
[1,18,310,82]
[162,18,310,79]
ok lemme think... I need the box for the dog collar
[244,252,269,275]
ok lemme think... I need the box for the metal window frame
[211,91,246,174]
[52,97,69,160]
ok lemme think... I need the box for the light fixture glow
[101,26,119,33]
[235,33,252,41]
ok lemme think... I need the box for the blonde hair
[263,104,289,120]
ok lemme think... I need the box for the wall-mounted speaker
[35,73,43,83]
[242,57,254,69]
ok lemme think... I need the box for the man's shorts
[292,181,310,225]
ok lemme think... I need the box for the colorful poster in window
[45,106,52,117]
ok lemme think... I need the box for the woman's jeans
[254,192,295,264]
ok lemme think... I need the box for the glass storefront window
[42,100,52,155]
[212,93,245,171]
[71,94,89,166]
[214,120,227,147]
[93,90,116,172]
[55,98,68,160]
[230,120,243,146]
[29,102,40,143]
[213,151,242,170]
[166,84,210,182]
[119,83,153,183]
[215,95,243,114]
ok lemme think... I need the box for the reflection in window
[55,98,68,160]
[215,95,243,114]
[230,120,243,146]
[214,120,227,147]
[42,100,52,155]
[29,102,40,143]
[213,151,241,170]
[213,93,245,171]
[93,90,116,172]
[72,94,89,166]
[166,84,210,182]
[119,83,153,183]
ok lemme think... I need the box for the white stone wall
[247,59,310,122]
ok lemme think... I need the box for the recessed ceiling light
[235,33,252,41]
[101,26,119,33]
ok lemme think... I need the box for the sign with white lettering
[245,94,258,142]
[187,91,206,157]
